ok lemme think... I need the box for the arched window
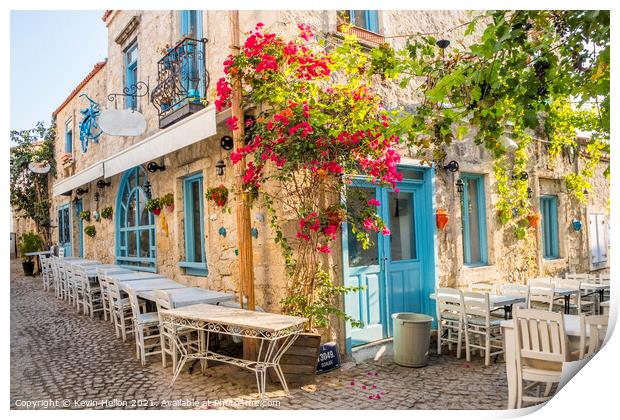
[115,166,156,270]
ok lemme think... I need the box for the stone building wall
[49,10,610,351]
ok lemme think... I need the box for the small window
[540,195,560,259]
[348,10,379,33]
[180,10,201,38]
[124,42,138,109]
[460,174,488,266]
[588,213,608,268]
[65,120,73,153]
[180,173,208,276]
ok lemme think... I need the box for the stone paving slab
[10,260,508,410]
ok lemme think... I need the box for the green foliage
[101,207,113,220]
[145,198,161,212]
[18,232,44,262]
[160,193,174,207]
[84,225,97,238]
[10,120,57,244]
[79,210,91,222]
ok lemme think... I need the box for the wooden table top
[161,304,307,333]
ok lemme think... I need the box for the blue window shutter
[124,43,138,110]
[180,10,190,36]
[461,173,488,266]
[540,196,559,259]
[65,128,72,153]
[366,10,379,32]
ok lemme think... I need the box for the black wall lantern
[143,180,152,198]
[75,187,89,196]
[220,135,234,151]
[215,160,226,177]
[97,179,111,189]
[456,179,464,193]
[146,161,166,173]
[436,39,450,49]
[94,192,100,202]
[513,171,529,181]
[527,187,533,198]
[442,160,459,173]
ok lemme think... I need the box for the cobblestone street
[10,260,508,410]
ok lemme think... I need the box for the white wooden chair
[126,286,161,365]
[528,282,555,311]
[501,284,530,309]
[579,314,609,359]
[556,278,595,315]
[57,259,70,301]
[40,255,52,291]
[435,288,465,358]
[513,307,567,408]
[468,281,497,295]
[58,248,65,257]
[96,268,113,322]
[462,292,504,366]
[74,265,103,318]
[106,276,135,341]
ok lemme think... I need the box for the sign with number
[316,341,341,374]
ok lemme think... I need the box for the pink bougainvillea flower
[372,385,377,389]
[367,371,373,376]
[361,385,367,390]
[317,244,332,254]
[368,395,373,399]
[350,381,355,386]
[225,116,239,131]
[363,218,376,231]
[368,198,381,206]
[255,22,264,30]
[381,227,391,235]
[375,395,381,399]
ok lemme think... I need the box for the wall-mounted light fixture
[456,179,464,193]
[220,135,234,151]
[146,161,166,173]
[436,39,450,49]
[143,180,152,198]
[215,160,226,177]
[75,187,89,196]
[513,171,529,181]
[97,179,111,189]
[94,192,100,202]
[527,187,533,198]
[442,160,459,173]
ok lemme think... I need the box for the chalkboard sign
[316,341,341,374]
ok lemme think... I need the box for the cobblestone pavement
[10,260,508,410]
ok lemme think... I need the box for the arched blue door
[115,166,156,271]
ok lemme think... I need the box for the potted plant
[93,210,100,222]
[161,193,174,212]
[146,197,162,215]
[101,207,113,220]
[80,210,91,222]
[206,185,229,207]
[527,212,541,228]
[18,232,44,276]
[436,208,449,230]
[84,225,97,238]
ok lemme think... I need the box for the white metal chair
[528,282,555,311]
[501,284,530,309]
[462,292,504,366]
[579,314,609,359]
[556,278,595,315]
[126,286,161,365]
[513,307,567,408]
[435,288,465,358]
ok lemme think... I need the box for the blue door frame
[343,166,437,353]
[58,203,72,257]
[75,199,84,258]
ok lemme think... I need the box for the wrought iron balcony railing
[151,37,210,129]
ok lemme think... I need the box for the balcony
[151,37,209,129]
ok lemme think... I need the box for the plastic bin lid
[391,313,433,323]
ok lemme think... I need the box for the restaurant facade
[48,10,609,354]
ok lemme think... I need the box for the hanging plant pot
[101,207,113,220]
[527,213,541,228]
[93,210,101,222]
[84,225,97,238]
[572,219,582,232]
[515,225,527,240]
[436,209,449,230]
[146,198,162,216]
[153,208,161,216]
[160,193,174,213]
[206,185,229,208]
[80,210,91,222]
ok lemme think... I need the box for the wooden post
[229,10,257,360]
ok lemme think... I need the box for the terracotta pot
[527,213,540,228]
[152,208,161,216]
[165,204,174,213]
[436,210,449,230]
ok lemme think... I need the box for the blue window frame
[64,120,73,153]
[349,10,379,33]
[179,10,204,100]
[540,195,560,259]
[115,166,156,271]
[179,173,208,276]
[124,42,138,110]
[460,173,488,266]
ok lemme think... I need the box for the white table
[160,304,306,399]
[139,287,235,308]
[429,293,526,319]
[116,278,185,293]
[107,272,167,282]
[502,315,583,409]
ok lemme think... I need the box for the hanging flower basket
[436,209,449,230]
[160,193,175,213]
[206,185,229,207]
[80,210,91,222]
[146,198,162,216]
[101,207,113,220]
[84,225,97,238]
[527,212,541,228]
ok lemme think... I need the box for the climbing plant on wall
[10,120,57,246]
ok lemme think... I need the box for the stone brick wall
[49,10,610,352]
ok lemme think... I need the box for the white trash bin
[392,313,433,367]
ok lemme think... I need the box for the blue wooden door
[344,167,435,351]
[58,204,72,256]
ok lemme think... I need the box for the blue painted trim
[124,42,138,110]
[460,173,488,266]
[540,195,560,259]
[115,166,156,270]
[349,10,379,33]
[75,199,84,258]
[64,121,73,153]
[58,203,72,256]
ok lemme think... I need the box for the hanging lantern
[215,160,226,176]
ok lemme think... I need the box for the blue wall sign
[79,93,103,153]
[316,342,341,374]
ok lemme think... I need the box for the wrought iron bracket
[107,80,150,107]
